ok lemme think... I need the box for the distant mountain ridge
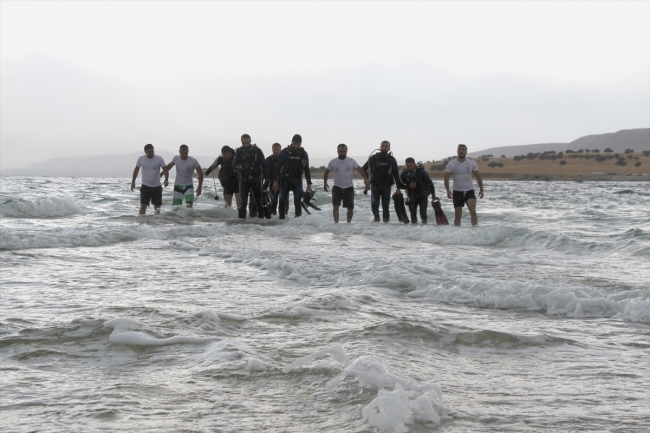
[2,129,648,177]
[467,128,649,158]
[0,150,215,178]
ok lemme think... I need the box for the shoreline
[308,171,650,182]
[428,173,650,182]
[1,173,649,182]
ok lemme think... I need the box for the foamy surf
[0,197,85,218]
[1,177,648,432]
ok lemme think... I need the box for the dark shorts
[332,186,354,209]
[140,185,163,207]
[453,189,476,208]
[220,178,240,195]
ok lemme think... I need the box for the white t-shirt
[136,155,166,187]
[327,157,359,188]
[172,155,200,186]
[445,158,478,191]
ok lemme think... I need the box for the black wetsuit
[274,146,312,219]
[206,156,238,195]
[362,152,400,222]
[233,145,269,219]
[400,167,435,224]
[265,155,281,215]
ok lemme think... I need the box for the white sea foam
[0,224,161,250]
[103,317,218,346]
[423,279,650,322]
[215,245,649,323]
[362,384,442,432]
[203,339,277,372]
[0,221,231,251]
[284,345,447,432]
[0,197,85,218]
[283,344,350,373]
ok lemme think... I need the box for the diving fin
[302,191,321,212]
[431,199,449,225]
[261,189,272,219]
[392,193,410,224]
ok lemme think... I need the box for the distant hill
[0,151,370,177]
[3,129,648,177]
[0,150,214,178]
[468,128,649,158]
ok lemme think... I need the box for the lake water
[1,177,648,432]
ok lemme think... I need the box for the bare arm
[323,168,331,192]
[195,165,203,196]
[131,166,140,191]
[162,166,169,187]
[444,172,452,199]
[473,170,484,199]
[356,166,370,191]
[161,162,175,178]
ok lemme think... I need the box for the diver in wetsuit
[400,157,437,224]
[205,145,240,209]
[265,143,282,216]
[362,140,401,222]
[232,134,269,219]
[272,134,313,219]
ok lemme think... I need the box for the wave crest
[0,197,84,218]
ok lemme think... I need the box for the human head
[337,144,348,160]
[405,157,416,171]
[291,134,302,150]
[457,144,467,160]
[241,134,251,148]
[179,144,189,160]
[144,143,154,158]
[272,143,281,157]
[379,140,390,153]
[221,145,233,159]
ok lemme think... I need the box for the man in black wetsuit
[362,140,401,222]
[205,145,240,208]
[272,134,313,219]
[400,157,437,224]
[233,134,269,219]
[265,143,282,216]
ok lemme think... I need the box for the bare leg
[154,205,161,214]
[187,202,193,208]
[224,194,233,207]
[347,208,353,223]
[139,204,147,215]
[333,205,340,223]
[466,198,478,226]
[454,206,462,226]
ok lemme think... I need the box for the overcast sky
[1,1,648,170]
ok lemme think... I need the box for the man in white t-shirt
[163,144,203,208]
[323,144,371,223]
[444,144,484,226]
[131,143,169,215]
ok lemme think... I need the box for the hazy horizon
[1,1,649,171]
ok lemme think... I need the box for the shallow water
[1,177,649,432]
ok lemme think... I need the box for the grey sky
[1,1,648,170]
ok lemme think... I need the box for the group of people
[130,135,484,226]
